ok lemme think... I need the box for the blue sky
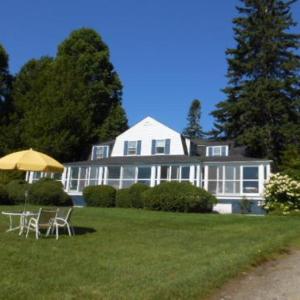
[1,0,300,132]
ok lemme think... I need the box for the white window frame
[127,141,138,156]
[242,165,260,195]
[206,146,229,157]
[155,139,166,155]
[92,145,109,160]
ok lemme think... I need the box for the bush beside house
[116,183,149,208]
[0,184,10,205]
[143,182,217,213]
[28,178,72,206]
[83,185,116,207]
[264,173,300,215]
[6,180,29,204]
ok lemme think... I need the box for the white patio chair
[26,208,57,240]
[51,207,74,240]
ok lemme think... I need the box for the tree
[0,44,14,155]
[211,0,300,164]
[183,99,205,139]
[280,145,300,180]
[12,28,128,162]
[97,103,128,141]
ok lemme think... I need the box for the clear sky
[1,0,300,132]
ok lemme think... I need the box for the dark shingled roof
[64,154,270,166]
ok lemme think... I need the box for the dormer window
[92,145,109,160]
[206,146,228,157]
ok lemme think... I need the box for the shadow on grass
[73,226,96,235]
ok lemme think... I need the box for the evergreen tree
[98,103,128,141]
[211,0,300,164]
[12,28,128,162]
[0,44,14,155]
[183,99,205,139]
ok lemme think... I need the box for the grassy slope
[1,206,300,300]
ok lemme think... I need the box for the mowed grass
[1,207,300,300]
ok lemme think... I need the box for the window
[70,167,79,191]
[206,146,228,157]
[127,141,137,155]
[107,166,121,189]
[89,167,99,186]
[160,165,169,181]
[156,140,166,154]
[138,167,151,186]
[92,146,109,160]
[78,167,88,192]
[207,165,240,195]
[122,166,136,188]
[243,166,259,193]
[181,166,190,181]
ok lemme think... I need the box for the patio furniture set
[1,207,74,240]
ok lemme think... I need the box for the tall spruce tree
[12,28,128,162]
[211,0,300,164]
[0,44,14,155]
[183,99,205,139]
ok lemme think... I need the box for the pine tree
[183,99,205,139]
[12,28,128,162]
[211,0,300,164]
[0,44,14,155]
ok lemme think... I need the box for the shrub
[0,170,24,185]
[28,178,72,206]
[264,173,300,215]
[116,189,132,208]
[143,181,217,213]
[116,183,150,208]
[6,180,29,204]
[0,184,10,205]
[83,185,116,207]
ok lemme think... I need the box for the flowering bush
[264,173,300,215]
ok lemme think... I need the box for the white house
[28,116,271,214]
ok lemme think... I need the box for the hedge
[6,180,29,205]
[28,178,72,206]
[0,184,10,205]
[83,185,116,207]
[143,181,217,213]
[116,183,150,208]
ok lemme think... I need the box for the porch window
[89,167,99,186]
[181,166,190,181]
[137,167,151,186]
[122,166,136,188]
[70,167,79,191]
[107,166,121,189]
[78,167,88,192]
[243,166,259,193]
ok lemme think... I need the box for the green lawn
[1,206,300,300]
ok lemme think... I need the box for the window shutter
[137,140,142,155]
[165,139,171,154]
[151,140,156,155]
[123,141,128,156]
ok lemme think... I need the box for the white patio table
[1,211,38,235]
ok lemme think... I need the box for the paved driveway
[210,250,300,300]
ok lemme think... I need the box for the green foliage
[6,180,29,204]
[264,173,300,215]
[115,189,132,208]
[116,183,150,208]
[0,170,24,185]
[0,43,14,155]
[10,28,128,162]
[211,1,300,164]
[182,99,205,139]
[0,184,10,205]
[280,145,300,180]
[83,185,116,207]
[143,181,217,213]
[28,178,72,206]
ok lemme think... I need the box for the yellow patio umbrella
[0,148,64,172]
